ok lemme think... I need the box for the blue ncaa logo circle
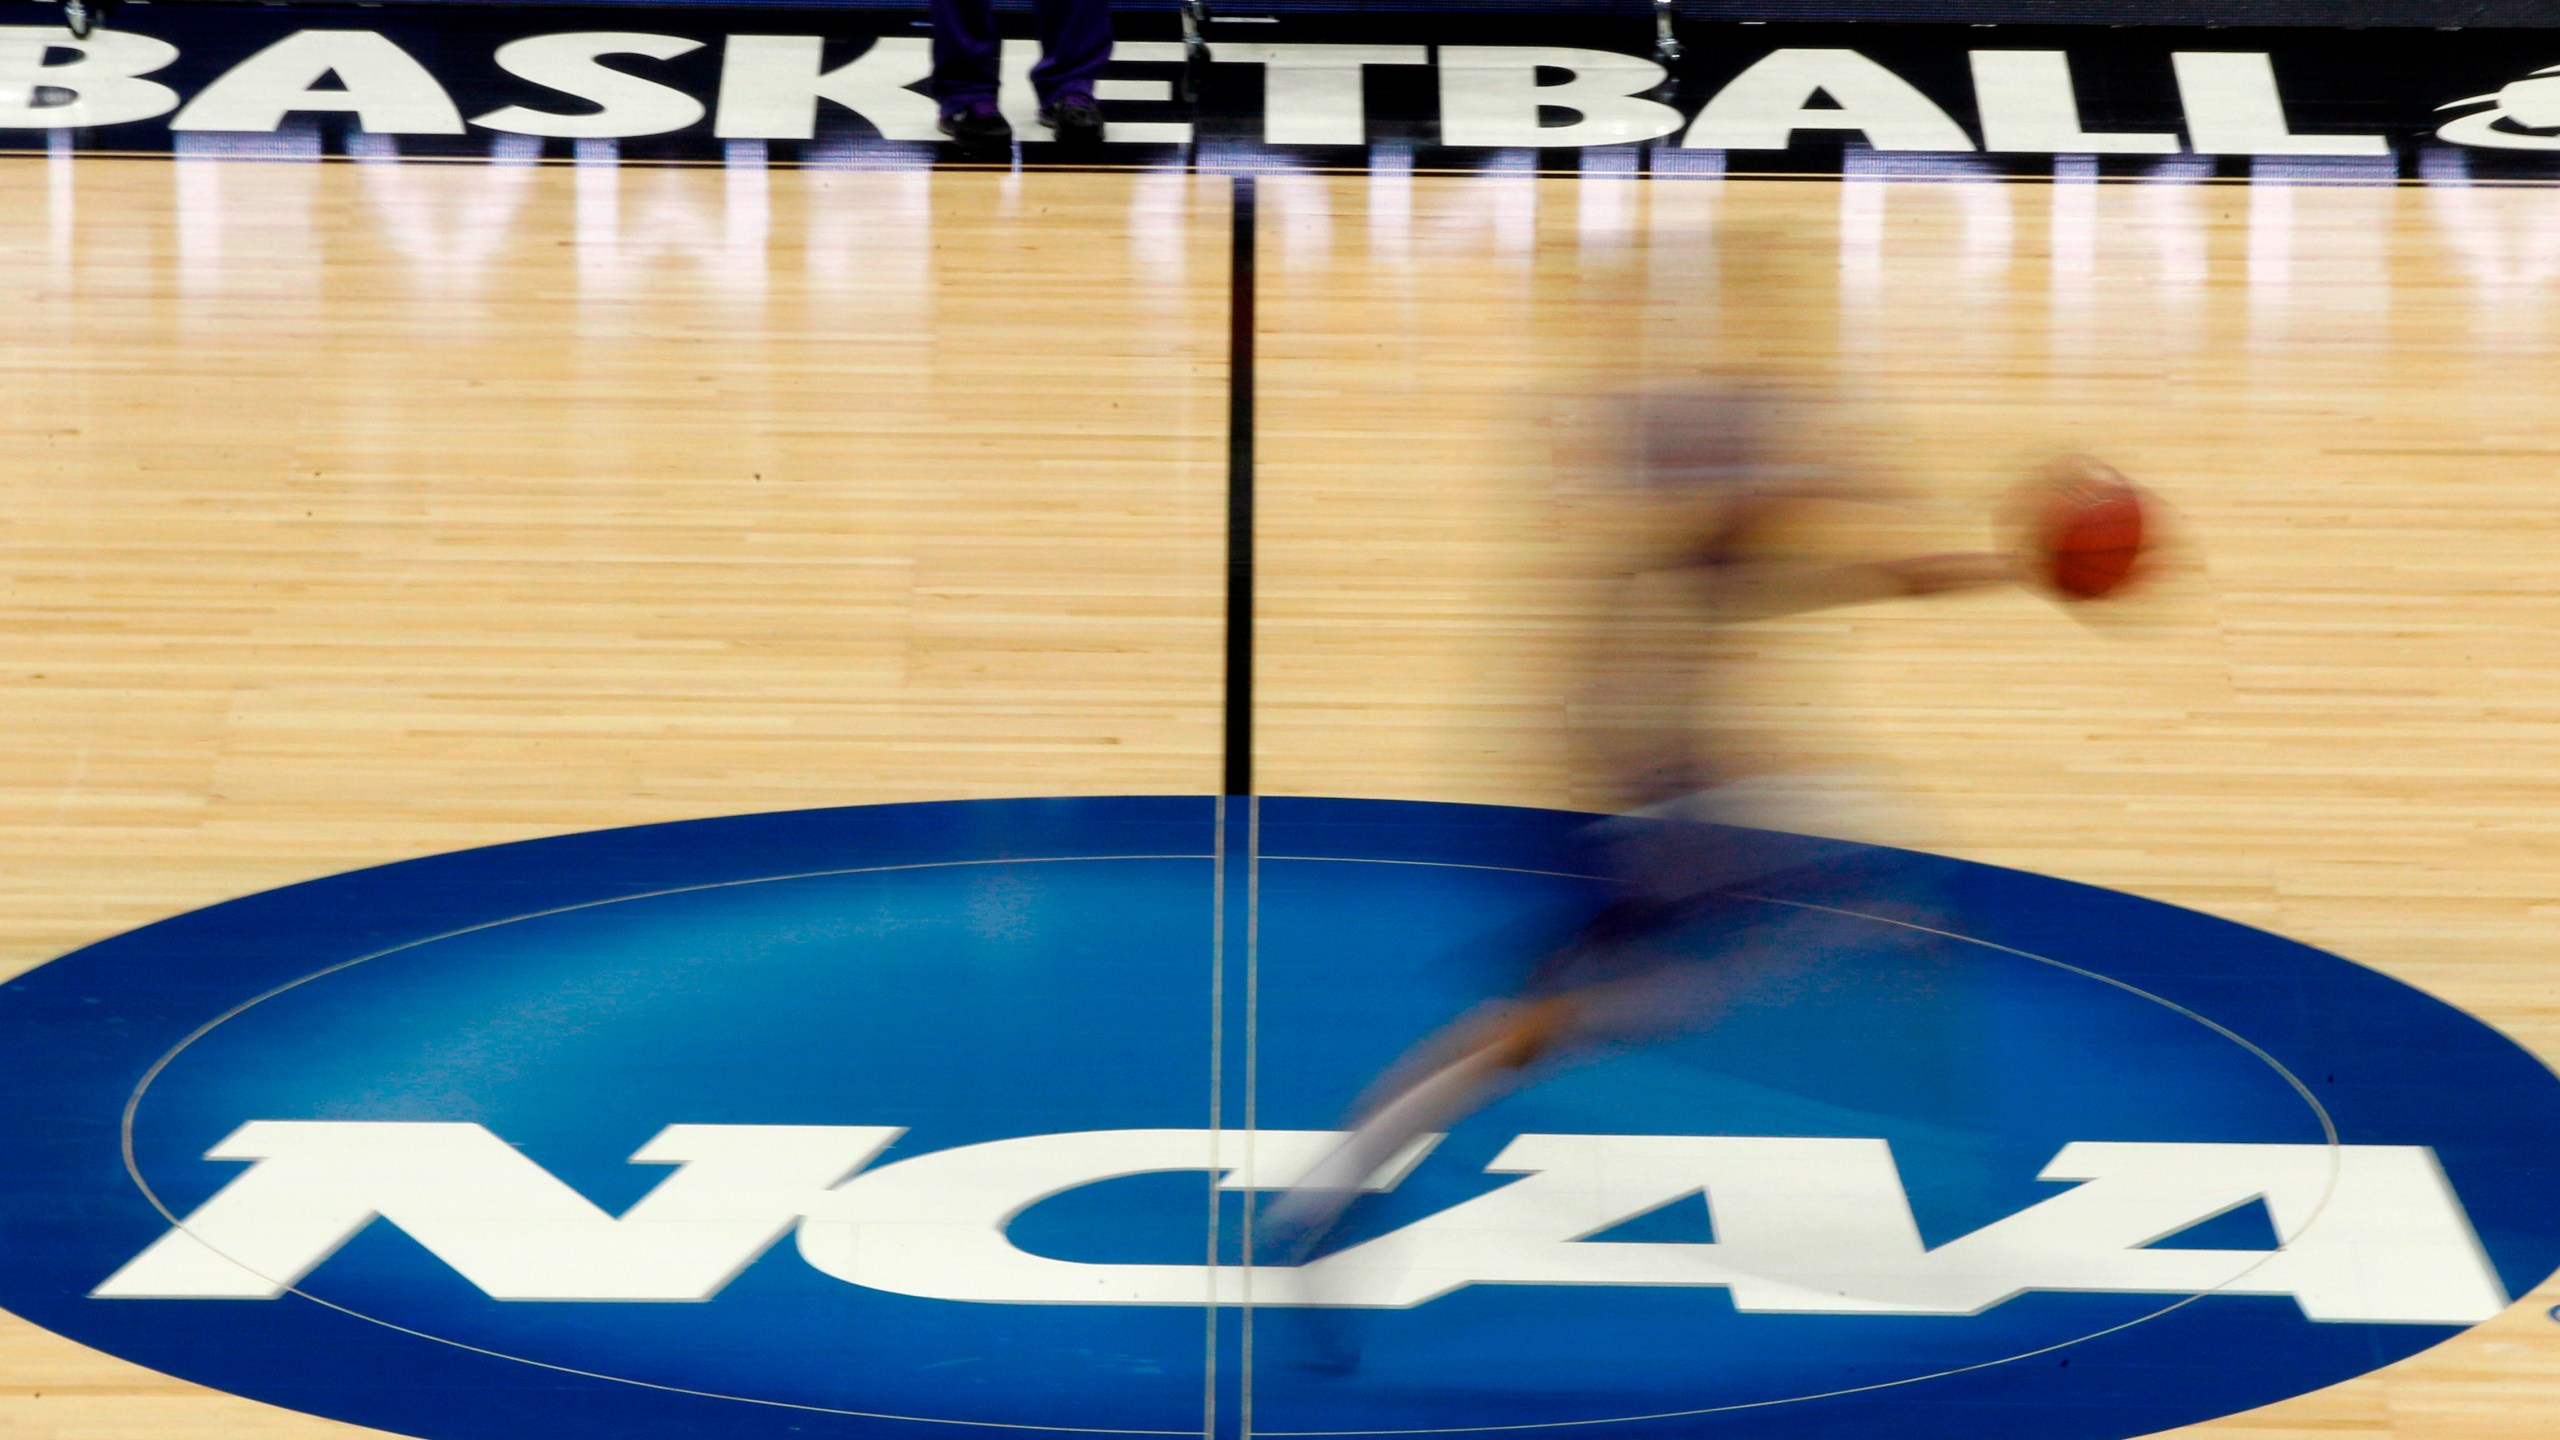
[0,796,2555,1440]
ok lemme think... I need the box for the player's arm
[1874,551,2023,597]
[1689,550,2022,619]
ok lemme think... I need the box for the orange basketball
[2036,460,2150,601]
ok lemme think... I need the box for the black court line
[1224,171,1262,1437]
[1224,174,1258,800]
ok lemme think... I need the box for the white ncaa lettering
[1969,51,2179,154]
[172,31,466,135]
[1216,43,1427,147]
[1437,46,1683,149]
[1310,1134,1930,1310]
[98,1125,2507,1324]
[797,1129,1421,1303]
[2171,52,2389,156]
[93,1122,899,1300]
[474,33,707,140]
[712,35,938,142]
[0,26,180,129]
[1683,49,1975,151]
[1919,1142,2505,1324]
[1298,1137,2498,1321]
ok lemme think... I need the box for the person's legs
[1265,844,1926,1264]
[1258,811,1948,1371]
[1029,0,1114,106]
[930,0,1004,113]
[1256,996,1585,1373]
[1261,996,1570,1263]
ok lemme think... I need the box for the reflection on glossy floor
[0,157,1234,961]
[4,150,2559,1438]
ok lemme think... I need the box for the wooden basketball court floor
[4,150,2560,1437]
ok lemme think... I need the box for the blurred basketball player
[1258,386,2148,1365]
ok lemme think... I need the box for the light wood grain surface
[0,157,1233,965]
[3,149,2558,1438]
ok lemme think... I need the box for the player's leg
[929,0,1011,142]
[1256,994,1585,1375]
[1029,0,1112,133]
[1262,994,1574,1261]
[1260,818,1750,1261]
